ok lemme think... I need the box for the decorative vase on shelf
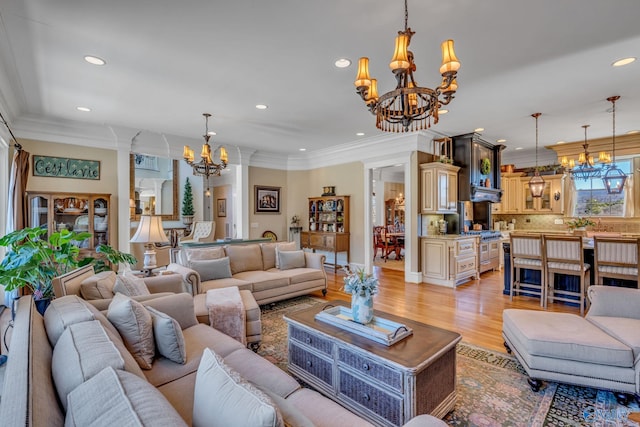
[485,178,491,188]
[351,293,374,324]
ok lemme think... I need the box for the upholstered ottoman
[502,309,636,399]
[194,288,262,351]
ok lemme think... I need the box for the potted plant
[181,177,195,226]
[566,217,595,236]
[0,227,93,313]
[94,244,137,274]
[342,266,379,324]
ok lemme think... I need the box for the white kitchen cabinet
[419,163,460,214]
[421,236,478,287]
[520,174,563,214]
[493,172,524,214]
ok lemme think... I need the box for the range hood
[451,133,505,203]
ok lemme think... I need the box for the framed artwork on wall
[217,198,227,217]
[255,186,280,213]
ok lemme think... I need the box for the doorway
[372,165,405,272]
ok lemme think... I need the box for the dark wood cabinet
[301,195,350,268]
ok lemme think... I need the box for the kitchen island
[421,235,479,287]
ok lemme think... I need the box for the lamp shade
[130,215,169,244]
[439,40,460,75]
[366,79,379,105]
[389,34,410,72]
[354,57,371,89]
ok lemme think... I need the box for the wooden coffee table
[284,300,461,427]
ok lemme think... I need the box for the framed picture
[217,198,227,217]
[255,186,280,213]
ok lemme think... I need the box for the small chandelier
[354,0,460,132]
[602,95,626,194]
[529,113,546,198]
[183,113,228,178]
[564,125,604,181]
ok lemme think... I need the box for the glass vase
[351,293,374,324]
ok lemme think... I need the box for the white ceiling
[1,0,639,159]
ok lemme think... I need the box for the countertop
[421,234,479,240]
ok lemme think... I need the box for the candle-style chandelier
[354,0,460,132]
[564,124,604,181]
[183,113,228,178]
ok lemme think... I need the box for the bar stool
[510,233,546,307]
[593,237,639,287]
[543,235,590,316]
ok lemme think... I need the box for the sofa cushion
[193,348,283,427]
[113,273,151,297]
[80,270,116,300]
[200,277,253,293]
[147,306,187,364]
[65,367,187,427]
[270,267,325,285]
[52,320,125,410]
[186,246,226,261]
[275,242,297,268]
[286,388,375,427]
[233,270,290,292]
[260,242,278,270]
[142,293,199,330]
[278,250,306,270]
[503,309,634,368]
[108,293,155,370]
[258,386,315,427]
[189,257,232,281]
[44,295,96,346]
[226,244,264,274]
[587,316,640,364]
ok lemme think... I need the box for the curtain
[564,175,576,217]
[623,175,634,217]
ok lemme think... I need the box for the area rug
[258,296,640,426]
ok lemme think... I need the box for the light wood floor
[313,266,580,354]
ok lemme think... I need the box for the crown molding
[546,133,640,161]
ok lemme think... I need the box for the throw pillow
[188,257,232,281]
[146,306,187,364]
[107,293,155,369]
[225,244,264,274]
[278,250,306,270]
[113,274,150,297]
[52,320,125,411]
[80,271,117,300]
[193,348,283,427]
[186,246,226,261]
[65,367,187,427]
[44,295,96,346]
[274,241,297,268]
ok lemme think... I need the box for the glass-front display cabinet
[26,192,112,252]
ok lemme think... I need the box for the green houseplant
[566,217,596,230]
[181,177,195,226]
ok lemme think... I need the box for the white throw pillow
[278,250,306,270]
[107,293,155,369]
[113,274,150,297]
[146,306,186,364]
[193,348,283,427]
[274,241,297,269]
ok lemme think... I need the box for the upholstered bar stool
[543,235,590,316]
[593,237,640,288]
[510,233,546,307]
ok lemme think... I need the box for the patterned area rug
[258,297,639,426]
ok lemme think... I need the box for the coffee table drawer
[290,342,333,386]
[339,369,403,425]
[338,348,402,392]
[289,325,333,355]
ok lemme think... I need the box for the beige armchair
[179,221,216,244]
[130,242,172,270]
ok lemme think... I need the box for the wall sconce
[553,191,561,201]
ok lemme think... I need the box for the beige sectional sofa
[0,293,447,426]
[168,242,328,304]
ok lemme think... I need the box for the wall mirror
[130,154,179,221]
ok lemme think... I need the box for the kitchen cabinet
[478,240,501,273]
[492,172,524,214]
[451,133,504,203]
[520,174,563,214]
[421,236,478,287]
[419,163,460,214]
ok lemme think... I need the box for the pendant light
[602,96,627,194]
[529,113,546,198]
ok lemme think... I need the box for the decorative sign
[33,155,100,180]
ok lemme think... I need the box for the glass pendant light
[602,96,627,194]
[529,113,546,198]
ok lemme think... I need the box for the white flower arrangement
[342,266,379,298]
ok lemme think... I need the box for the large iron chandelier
[602,96,626,194]
[183,113,228,178]
[354,0,460,132]
[529,113,546,198]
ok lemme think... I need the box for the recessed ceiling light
[356,132,365,136]
[207,131,216,136]
[626,130,640,135]
[497,139,506,143]
[299,148,307,151]
[255,104,268,110]
[514,147,523,150]
[474,127,484,132]
[612,57,636,67]
[334,58,351,68]
[556,140,566,144]
[76,106,91,112]
[84,55,106,65]
[438,109,449,114]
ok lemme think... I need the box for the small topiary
[181,177,195,217]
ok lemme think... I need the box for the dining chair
[386,224,404,260]
[510,233,546,307]
[593,237,639,288]
[543,235,590,316]
[373,226,391,262]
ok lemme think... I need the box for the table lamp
[130,215,169,275]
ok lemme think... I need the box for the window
[572,159,631,216]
